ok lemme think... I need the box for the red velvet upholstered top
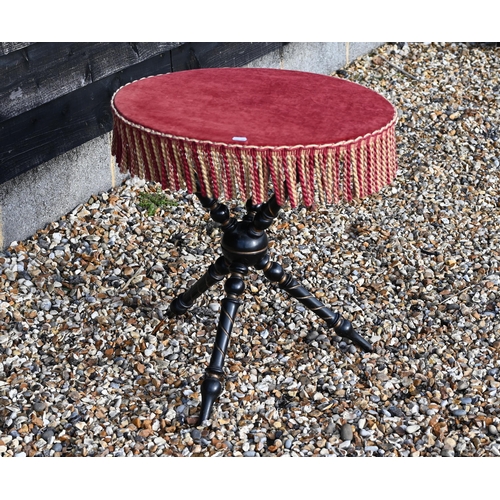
[111,68,397,207]
[113,68,394,148]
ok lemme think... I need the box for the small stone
[406,425,420,434]
[33,402,47,412]
[5,270,17,281]
[388,406,405,417]
[488,425,498,436]
[40,299,52,311]
[444,437,456,449]
[340,423,353,441]
[452,409,467,417]
[42,429,55,442]
[325,420,337,436]
[122,266,134,276]
[191,429,202,442]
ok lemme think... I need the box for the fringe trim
[111,105,398,208]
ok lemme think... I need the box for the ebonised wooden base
[166,193,373,425]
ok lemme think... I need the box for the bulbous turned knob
[263,262,285,283]
[334,318,373,353]
[198,375,223,424]
[334,318,354,337]
[210,204,230,224]
[221,220,269,266]
[224,276,245,296]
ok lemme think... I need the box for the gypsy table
[111,68,397,424]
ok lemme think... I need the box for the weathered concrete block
[0,133,126,249]
[246,42,383,75]
[347,42,383,63]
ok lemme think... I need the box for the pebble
[441,449,454,457]
[40,299,52,311]
[325,420,336,436]
[388,406,405,418]
[444,437,456,449]
[340,423,353,441]
[488,425,498,436]
[191,429,202,442]
[1,43,499,458]
[33,402,47,413]
[42,429,55,442]
[406,425,420,434]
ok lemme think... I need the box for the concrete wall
[246,42,382,73]
[0,134,127,249]
[0,42,383,250]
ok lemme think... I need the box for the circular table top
[111,68,398,208]
[112,68,396,148]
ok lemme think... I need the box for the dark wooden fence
[0,42,284,184]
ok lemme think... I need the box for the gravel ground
[1,42,499,457]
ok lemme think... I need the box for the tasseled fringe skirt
[111,110,398,209]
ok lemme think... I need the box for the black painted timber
[0,51,174,184]
[0,42,182,121]
[0,42,283,185]
[170,42,284,71]
[0,43,34,56]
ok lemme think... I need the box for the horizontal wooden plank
[171,42,284,71]
[0,42,182,122]
[0,42,34,56]
[0,51,174,184]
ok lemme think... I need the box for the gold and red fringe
[111,106,397,208]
